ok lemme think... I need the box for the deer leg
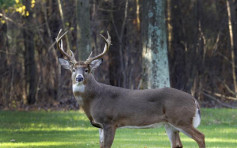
[101,125,116,148]
[99,128,104,148]
[165,124,183,148]
[179,126,205,148]
[174,131,183,148]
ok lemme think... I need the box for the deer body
[56,30,205,148]
[75,74,197,128]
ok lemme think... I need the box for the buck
[56,29,205,148]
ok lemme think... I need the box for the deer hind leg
[165,124,183,148]
[174,132,183,148]
[179,126,205,148]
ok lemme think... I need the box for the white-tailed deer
[56,29,205,148]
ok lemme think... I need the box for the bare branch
[223,83,237,96]
[203,89,237,101]
[201,91,237,109]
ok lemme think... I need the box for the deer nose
[76,75,84,82]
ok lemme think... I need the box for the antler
[85,31,111,64]
[56,29,77,63]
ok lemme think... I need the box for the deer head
[56,29,111,87]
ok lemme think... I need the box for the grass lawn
[0,109,237,148]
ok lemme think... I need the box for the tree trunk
[226,0,237,96]
[0,22,8,106]
[169,0,187,91]
[76,0,91,61]
[142,0,170,88]
[23,0,37,104]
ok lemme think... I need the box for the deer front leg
[100,125,116,148]
[99,128,104,148]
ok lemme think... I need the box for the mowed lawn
[0,109,236,148]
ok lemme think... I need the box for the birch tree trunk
[142,0,170,89]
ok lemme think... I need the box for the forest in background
[0,0,237,110]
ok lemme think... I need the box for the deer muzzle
[76,74,84,82]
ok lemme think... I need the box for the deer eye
[72,68,76,72]
[85,69,89,73]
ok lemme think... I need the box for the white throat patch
[73,83,85,93]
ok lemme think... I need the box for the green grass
[0,109,236,148]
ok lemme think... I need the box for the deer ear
[90,59,103,71]
[59,58,71,70]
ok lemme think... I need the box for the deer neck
[72,74,100,106]
[72,74,101,122]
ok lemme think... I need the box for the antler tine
[56,29,70,59]
[56,29,77,63]
[88,51,93,59]
[85,31,111,64]
[69,50,76,62]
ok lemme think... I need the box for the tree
[23,0,36,104]
[226,0,237,96]
[142,0,170,89]
[76,0,91,60]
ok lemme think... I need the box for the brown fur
[74,73,205,148]
[57,29,205,147]
[59,60,205,148]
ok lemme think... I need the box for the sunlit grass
[0,109,236,147]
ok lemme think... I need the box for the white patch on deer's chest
[73,83,85,93]
[73,83,85,105]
